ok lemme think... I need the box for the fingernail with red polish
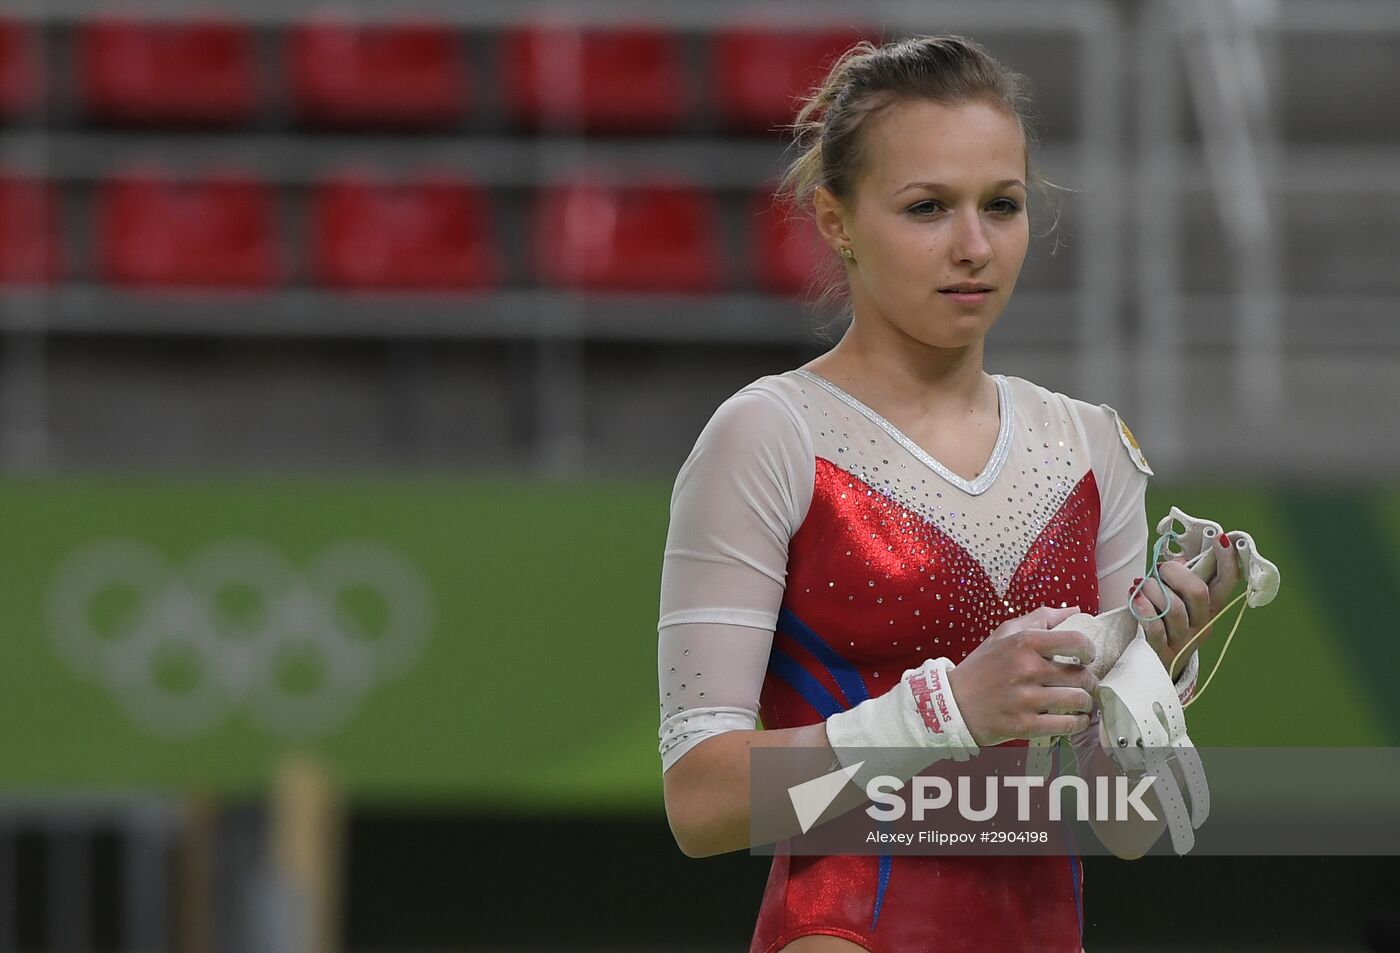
[1219,533,1230,547]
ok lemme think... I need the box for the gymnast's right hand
[947,605,1099,747]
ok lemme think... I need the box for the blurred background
[0,0,1398,950]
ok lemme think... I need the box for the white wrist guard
[824,656,979,792]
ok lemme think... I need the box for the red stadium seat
[501,23,687,133]
[712,25,873,132]
[97,169,280,289]
[0,174,62,285]
[535,179,722,293]
[751,188,829,296]
[0,19,43,119]
[78,18,257,125]
[289,17,467,128]
[311,172,502,290]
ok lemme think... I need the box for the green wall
[0,477,1394,811]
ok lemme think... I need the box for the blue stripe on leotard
[776,606,872,706]
[769,608,892,934]
[1054,743,1085,940]
[766,647,844,719]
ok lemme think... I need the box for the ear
[812,185,853,252]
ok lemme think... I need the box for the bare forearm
[664,722,870,858]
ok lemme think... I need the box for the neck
[816,319,990,417]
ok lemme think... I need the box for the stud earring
[839,246,856,263]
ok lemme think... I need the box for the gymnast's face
[815,97,1030,351]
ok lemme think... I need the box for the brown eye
[988,198,1022,214]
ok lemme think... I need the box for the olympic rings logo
[44,539,434,739]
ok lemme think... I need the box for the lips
[938,283,994,308]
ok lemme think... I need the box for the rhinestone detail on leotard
[792,369,1014,497]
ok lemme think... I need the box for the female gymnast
[657,34,1244,952]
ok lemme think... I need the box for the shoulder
[1096,402,1153,476]
[673,373,816,525]
[688,372,813,461]
[1000,374,1153,478]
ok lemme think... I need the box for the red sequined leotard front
[657,368,1155,952]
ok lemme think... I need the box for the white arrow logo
[788,760,865,834]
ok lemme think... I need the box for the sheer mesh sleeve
[1067,399,1153,766]
[657,386,814,773]
[1088,402,1152,589]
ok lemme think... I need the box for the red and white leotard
[658,367,1158,952]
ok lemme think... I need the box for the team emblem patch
[1105,404,1153,476]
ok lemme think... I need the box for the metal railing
[1134,0,1400,474]
[0,795,180,953]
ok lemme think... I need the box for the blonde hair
[776,34,1048,331]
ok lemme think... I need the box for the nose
[950,208,993,269]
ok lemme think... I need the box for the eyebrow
[896,179,1026,195]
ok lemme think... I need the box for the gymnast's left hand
[1129,532,1244,681]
